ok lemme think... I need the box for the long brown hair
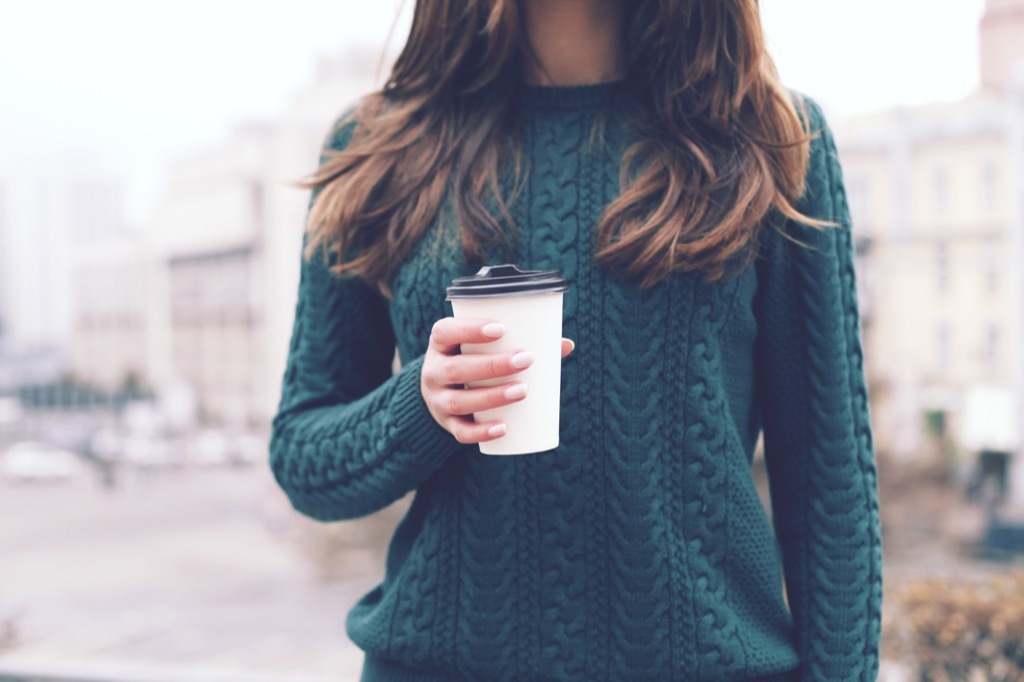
[304,0,826,294]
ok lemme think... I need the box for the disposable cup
[447,264,569,455]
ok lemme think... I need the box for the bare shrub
[884,571,1024,681]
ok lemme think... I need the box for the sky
[0,0,986,223]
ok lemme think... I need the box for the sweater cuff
[388,354,465,467]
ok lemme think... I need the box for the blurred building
[133,49,380,429]
[61,49,379,427]
[147,123,275,429]
[260,49,383,426]
[836,0,1024,483]
[0,185,7,330]
[0,156,125,389]
[0,183,10,350]
[69,234,164,394]
[980,0,1024,92]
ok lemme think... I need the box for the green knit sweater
[269,82,882,682]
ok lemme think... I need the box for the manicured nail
[504,383,528,400]
[510,351,535,369]
[482,323,506,338]
[564,339,575,352]
[488,423,508,438]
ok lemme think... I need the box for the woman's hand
[420,318,575,445]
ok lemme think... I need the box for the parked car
[88,427,123,463]
[190,429,230,467]
[1,441,81,483]
[122,432,179,469]
[227,433,266,467]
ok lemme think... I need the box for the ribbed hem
[389,355,464,466]
[360,655,453,682]
[360,655,798,682]
[748,670,800,682]
[520,79,623,111]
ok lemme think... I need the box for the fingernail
[504,383,528,400]
[488,423,508,438]
[482,323,505,338]
[510,351,535,369]
[565,339,575,352]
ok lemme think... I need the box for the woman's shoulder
[786,90,827,128]
[756,90,848,258]
[320,105,361,160]
[320,89,400,156]
[786,90,843,205]
[319,89,384,159]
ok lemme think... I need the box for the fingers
[434,382,528,418]
[430,318,576,360]
[429,317,506,354]
[427,350,535,388]
[444,416,508,445]
[433,382,528,443]
[421,318,575,446]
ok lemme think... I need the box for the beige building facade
[65,49,380,428]
[837,0,1024,474]
[69,237,163,393]
[980,0,1024,92]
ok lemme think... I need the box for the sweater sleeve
[268,119,462,522]
[753,96,883,681]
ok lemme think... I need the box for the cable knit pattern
[269,83,882,681]
[579,116,612,682]
[530,109,590,681]
[684,277,751,678]
[755,100,884,681]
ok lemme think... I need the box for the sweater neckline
[520,79,624,112]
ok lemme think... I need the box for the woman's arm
[754,96,883,681]
[268,122,463,522]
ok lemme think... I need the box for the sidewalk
[0,468,385,681]
[0,656,361,682]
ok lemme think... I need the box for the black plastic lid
[446,264,569,299]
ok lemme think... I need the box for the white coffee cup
[447,265,569,455]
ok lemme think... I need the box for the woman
[269,0,882,680]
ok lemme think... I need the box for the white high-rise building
[134,48,381,428]
[69,234,164,394]
[0,155,125,387]
[146,120,278,427]
[0,182,10,347]
[62,48,380,425]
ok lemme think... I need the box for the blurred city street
[0,465,385,681]
[3,0,1024,679]
[2,449,1021,682]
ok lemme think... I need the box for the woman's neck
[520,0,625,86]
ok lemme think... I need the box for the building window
[932,166,948,215]
[985,323,999,372]
[984,237,999,292]
[936,241,949,293]
[937,322,951,372]
[981,158,997,214]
